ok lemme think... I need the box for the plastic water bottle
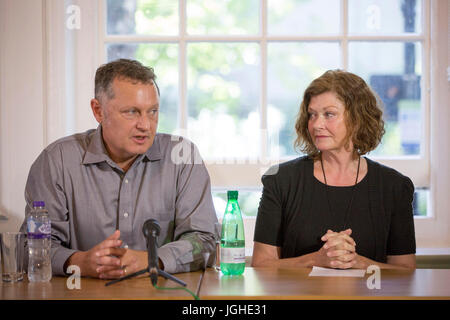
[27,201,52,282]
[220,191,245,276]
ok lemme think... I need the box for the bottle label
[27,219,51,239]
[220,247,245,264]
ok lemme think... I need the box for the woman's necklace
[320,154,361,231]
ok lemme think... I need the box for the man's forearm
[158,232,215,273]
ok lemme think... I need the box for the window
[101,0,430,221]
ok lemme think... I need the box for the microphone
[142,219,161,286]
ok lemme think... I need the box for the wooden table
[1,267,450,300]
[198,267,450,300]
[0,271,203,300]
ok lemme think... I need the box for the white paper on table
[308,266,366,277]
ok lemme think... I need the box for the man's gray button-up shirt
[21,126,218,276]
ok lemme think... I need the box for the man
[21,59,218,279]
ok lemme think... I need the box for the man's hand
[97,248,148,279]
[65,230,153,279]
[65,230,125,278]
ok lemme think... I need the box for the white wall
[0,0,99,233]
[0,0,46,232]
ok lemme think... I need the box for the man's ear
[91,98,103,123]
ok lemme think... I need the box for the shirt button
[124,244,129,249]
[124,212,129,218]
[124,179,129,184]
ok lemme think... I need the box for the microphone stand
[105,266,187,287]
[105,219,186,288]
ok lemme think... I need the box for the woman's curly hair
[294,69,385,159]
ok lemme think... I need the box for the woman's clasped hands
[316,229,358,269]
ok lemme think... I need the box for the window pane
[268,0,340,35]
[187,43,260,160]
[348,0,422,35]
[213,188,428,217]
[267,42,341,157]
[187,0,259,35]
[213,189,262,218]
[106,43,179,134]
[348,41,422,156]
[413,188,428,217]
[106,0,178,35]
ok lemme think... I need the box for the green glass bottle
[220,190,245,276]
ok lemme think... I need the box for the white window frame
[42,0,450,249]
[96,0,430,190]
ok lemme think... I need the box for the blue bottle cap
[32,201,45,208]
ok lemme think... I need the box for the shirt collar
[143,134,162,162]
[82,125,162,165]
[82,125,110,165]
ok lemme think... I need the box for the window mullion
[261,0,268,160]
[179,0,188,132]
[342,0,349,70]
[422,0,431,163]
[99,0,106,66]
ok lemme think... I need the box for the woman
[252,70,416,270]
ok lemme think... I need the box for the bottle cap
[227,190,238,200]
[32,201,45,208]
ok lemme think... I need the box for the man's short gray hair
[94,58,159,102]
